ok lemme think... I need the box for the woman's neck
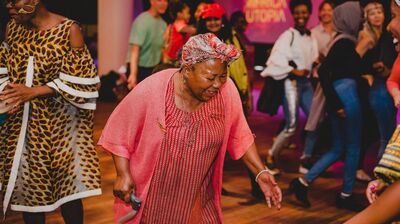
[28,6,51,30]
[322,21,335,34]
[147,7,160,18]
[372,25,383,33]
[174,72,203,112]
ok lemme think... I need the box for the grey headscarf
[333,1,362,42]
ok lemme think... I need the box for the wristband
[255,167,273,182]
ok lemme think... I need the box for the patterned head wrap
[181,33,241,67]
[200,3,225,19]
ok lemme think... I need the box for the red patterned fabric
[181,33,240,67]
[140,78,224,223]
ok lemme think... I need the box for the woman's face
[366,3,385,28]
[388,0,400,51]
[319,3,333,24]
[6,0,37,23]
[179,5,191,23]
[184,58,227,102]
[150,0,168,15]
[293,4,310,28]
[205,17,223,33]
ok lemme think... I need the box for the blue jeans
[305,79,362,194]
[270,76,317,158]
[369,80,396,159]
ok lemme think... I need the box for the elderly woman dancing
[99,33,282,223]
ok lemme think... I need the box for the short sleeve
[0,42,9,93]
[225,80,255,160]
[46,47,99,110]
[98,84,148,159]
[128,16,146,46]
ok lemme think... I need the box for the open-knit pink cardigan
[98,68,254,223]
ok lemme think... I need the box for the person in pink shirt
[99,33,282,223]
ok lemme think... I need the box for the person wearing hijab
[260,0,318,175]
[289,1,376,211]
[344,1,400,223]
[99,33,282,223]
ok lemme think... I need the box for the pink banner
[215,0,323,44]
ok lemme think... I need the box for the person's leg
[61,199,84,224]
[22,212,45,224]
[298,77,318,159]
[339,79,363,195]
[356,81,376,181]
[269,78,299,161]
[136,66,155,83]
[345,181,400,224]
[304,115,344,183]
[246,167,264,199]
[290,115,343,207]
[369,81,397,159]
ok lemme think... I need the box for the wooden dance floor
[3,100,373,224]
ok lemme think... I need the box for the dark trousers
[126,63,155,83]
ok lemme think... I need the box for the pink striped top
[140,78,225,223]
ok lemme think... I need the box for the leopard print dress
[0,19,101,214]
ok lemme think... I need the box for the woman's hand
[0,83,55,114]
[291,69,310,77]
[362,74,374,87]
[373,62,390,78]
[113,173,136,203]
[336,108,346,118]
[356,28,376,57]
[0,83,37,114]
[127,75,137,90]
[366,179,386,204]
[257,172,282,209]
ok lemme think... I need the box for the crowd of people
[3,0,400,223]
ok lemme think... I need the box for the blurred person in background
[302,0,337,174]
[260,0,318,175]
[126,0,168,89]
[163,1,196,66]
